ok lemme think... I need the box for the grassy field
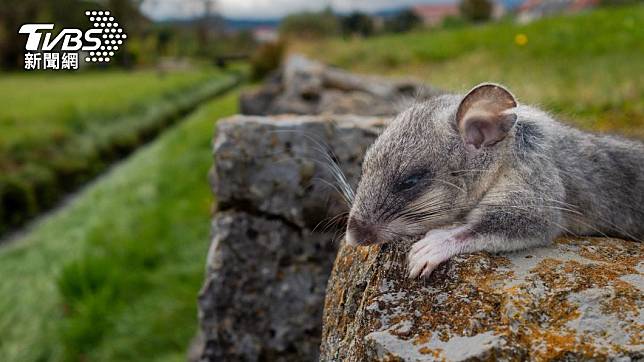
[293,5,644,137]
[0,69,240,233]
[0,70,216,149]
[0,90,240,362]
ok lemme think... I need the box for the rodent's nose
[346,217,379,246]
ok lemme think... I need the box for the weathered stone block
[211,114,386,229]
[240,55,442,116]
[198,211,335,361]
[321,238,643,361]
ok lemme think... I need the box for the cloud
[140,0,452,20]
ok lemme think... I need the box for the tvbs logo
[19,10,127,71]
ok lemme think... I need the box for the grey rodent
[345,83,644,278]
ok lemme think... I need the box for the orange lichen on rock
[320,237,643,361]
[418,346,444,358]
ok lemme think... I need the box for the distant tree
[384,9,422,33]
[195,0,226,57]
[0,0,40,69]
[341,12,374,37]
[460,0,493,22]
[279,8,340,38]
[156,27,173,56]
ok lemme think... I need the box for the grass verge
[0,90,240,362]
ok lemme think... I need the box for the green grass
[0,90,240,362]
[0,69,240,233]
[0,69,216,149]
[293,5,644,137]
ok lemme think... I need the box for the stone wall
[240,55,442,117]
[194,115,386,361]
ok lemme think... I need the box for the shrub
[341,12,375,37]
[460,0,493,22]
[384,9,422,33]
[279,8,340,38]
[250,40,285,81]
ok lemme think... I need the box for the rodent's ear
[456,83,517,150]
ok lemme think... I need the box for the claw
[408,261,426,279]
[420,263,437,278]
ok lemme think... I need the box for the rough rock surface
[194,115,386,361]
[211,114,386,229]
[321,238,643,361]
[240,55,442,116]
[198,211,335,361]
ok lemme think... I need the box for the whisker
[266,129,357,206]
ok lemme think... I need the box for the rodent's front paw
[407,245,441,279]
[407,226,469,279]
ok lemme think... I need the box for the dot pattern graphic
[84,10,126,64]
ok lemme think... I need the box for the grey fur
[346,86,644,268]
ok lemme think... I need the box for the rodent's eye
[397,172,426,192]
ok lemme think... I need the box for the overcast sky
[140,0,452,20]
